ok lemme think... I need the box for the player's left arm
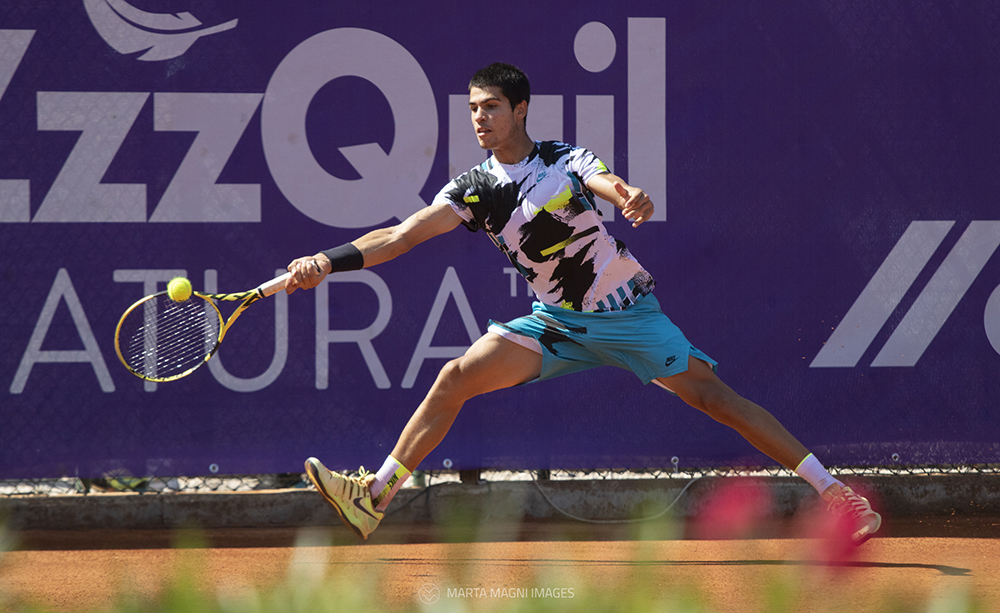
[585,173,654,228]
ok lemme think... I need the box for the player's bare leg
[659,357,808,470]
[660,356,880,544]
[390,333,543,471]
[306,333,541,538]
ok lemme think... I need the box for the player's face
[469,86,525,150]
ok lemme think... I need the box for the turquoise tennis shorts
[487,294,716,385]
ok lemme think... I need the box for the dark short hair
[469,62,530,112]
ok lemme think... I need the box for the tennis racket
[114,272,291,382]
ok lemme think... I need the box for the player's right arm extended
[348,203,463,267]
[286,203,462,292]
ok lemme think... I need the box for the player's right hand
[285,254,330,294]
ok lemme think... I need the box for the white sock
[371,456,411,512]
[794,453,843,496]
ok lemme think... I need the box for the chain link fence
[3,463,998,498]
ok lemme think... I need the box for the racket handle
[258,272,292,297]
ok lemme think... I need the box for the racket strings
[118,295,222,380]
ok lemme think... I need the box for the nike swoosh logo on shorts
[353,497,379,519]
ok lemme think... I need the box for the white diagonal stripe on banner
[872,221,1000,367]
[810,220,954,368]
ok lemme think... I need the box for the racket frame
[114,272,290,383]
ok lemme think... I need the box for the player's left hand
[614,181,653,228]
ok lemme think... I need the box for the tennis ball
[167,277,192,302]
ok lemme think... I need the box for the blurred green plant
[0,519,990,613]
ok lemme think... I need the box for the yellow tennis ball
[167,277,192,302]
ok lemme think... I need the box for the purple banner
[2,1,999,479]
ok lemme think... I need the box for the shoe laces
[828,487,872,519]
[345,466,376,492]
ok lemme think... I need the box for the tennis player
[285,63,881,544]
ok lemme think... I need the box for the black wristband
[321,243,365,273]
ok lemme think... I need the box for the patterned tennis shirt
[434,141,655,312]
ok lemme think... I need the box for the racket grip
[258,272,292,297]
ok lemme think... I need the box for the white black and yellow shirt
[435,141,655,312]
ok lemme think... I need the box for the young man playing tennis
[285,63,881,545]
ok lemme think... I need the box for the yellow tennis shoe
[304,457,383,539]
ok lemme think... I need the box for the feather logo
[83,0,237,61]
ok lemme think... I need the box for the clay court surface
[2,517,1000,612]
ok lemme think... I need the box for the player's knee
[693,386,746,427]
[435,358,463,387]
[433,358,479,402]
